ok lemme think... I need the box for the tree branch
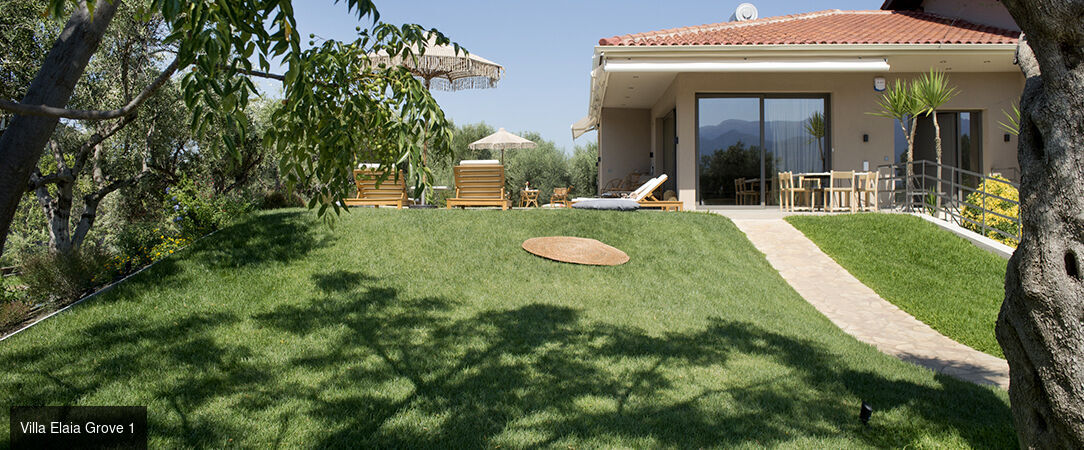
[0,57,179,121]
[238,68,286,82]
[73,114,138,175]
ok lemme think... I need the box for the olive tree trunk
[0,1,121,259]
[996,1,1084,447]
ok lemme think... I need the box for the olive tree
[0,0,456,258]
[996,1,1084,447]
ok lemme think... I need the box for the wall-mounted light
[873,77,886,92]
[1004,134,1012,142]
[863,134,870,143]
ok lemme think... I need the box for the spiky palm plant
[870,79,922,188]
[804,111,827,170]
[912,69,958,212]
[999,103,1021,136]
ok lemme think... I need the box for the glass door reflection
[697,97,762,205]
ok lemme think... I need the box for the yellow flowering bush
[962,174,1020,246]
[106,229,192,276]
[148,236,191,262]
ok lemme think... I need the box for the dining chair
[823,170,856,213]
[734,178,745,205]
[777,172,794,211]
[796,174,821,211]
[856,171,879,211]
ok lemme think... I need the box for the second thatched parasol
[468,128,537,164]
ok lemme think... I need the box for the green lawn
[0,210,1012,447]
[787,213,1008,358]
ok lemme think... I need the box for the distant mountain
[698,119,820,156]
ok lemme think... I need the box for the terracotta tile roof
[598,10,1019,46]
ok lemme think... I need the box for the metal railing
[876,160,1021,244]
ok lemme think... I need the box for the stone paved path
[729,217,1010,389]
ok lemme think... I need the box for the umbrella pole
[421,142,428,205]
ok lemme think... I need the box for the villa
[573,0,1024,210]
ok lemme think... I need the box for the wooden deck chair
[603,171,647,195]
[636,174,682,211]
[344,165,413,209]
[551,186,573,208]
[446,160,511,210]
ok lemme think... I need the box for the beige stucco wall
[598,108,652,191]
[630,70,1024,210]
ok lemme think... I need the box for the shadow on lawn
[252,271,1011,448]
[190,210,335,269]
[2,267,1014,447]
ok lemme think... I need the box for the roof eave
[594,43,1019,57]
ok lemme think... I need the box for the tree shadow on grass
[188,211,334,270]
[249,271,1014,448]
[81,211,334,309]
[1,268,1014,448]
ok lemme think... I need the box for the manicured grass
[787,213,1008,358]
[0,210,1011,447]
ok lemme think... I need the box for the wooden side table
[520,189,540,208]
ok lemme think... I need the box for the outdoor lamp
[860,401,873,426]
[873,77,886,92]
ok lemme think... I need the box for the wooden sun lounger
[571,174,683,211]
[344,169,413,209]
[635,174,683,211]
[446,163,511,210]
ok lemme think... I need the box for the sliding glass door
[697,95,829,205]
[697,97,761,205]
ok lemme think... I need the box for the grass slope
[787,213,1008,358]
[0,210,1012,448]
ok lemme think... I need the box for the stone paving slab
[727,217,1009,389]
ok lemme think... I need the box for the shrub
[111,222,167,269]
[0,299,32,330]
[169,178,255,238]
[146,235,192,262]
[20,245,113,304]
[260,188,305,210]
[962,174,1020,246]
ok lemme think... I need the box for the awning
[571,66,609,139]
[571,115,597,139]
[603,58,890,73]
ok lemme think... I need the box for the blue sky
[279,0,883,153]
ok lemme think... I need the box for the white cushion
[358,163,381,169]
[572,199,640,211]
[459,159,500,165]
[629,174,668,201]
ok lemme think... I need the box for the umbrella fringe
[367,54,503,89]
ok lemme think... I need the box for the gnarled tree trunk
[996,1,1084,447]
[0,1,121,259]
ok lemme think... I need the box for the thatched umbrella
[369,38,504,205]
[468,128,537,164]
[369,37,504,91]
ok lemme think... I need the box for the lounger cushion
[572,199,640,211]
[459,159,500,165]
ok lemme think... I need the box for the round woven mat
[521,236,629,266]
